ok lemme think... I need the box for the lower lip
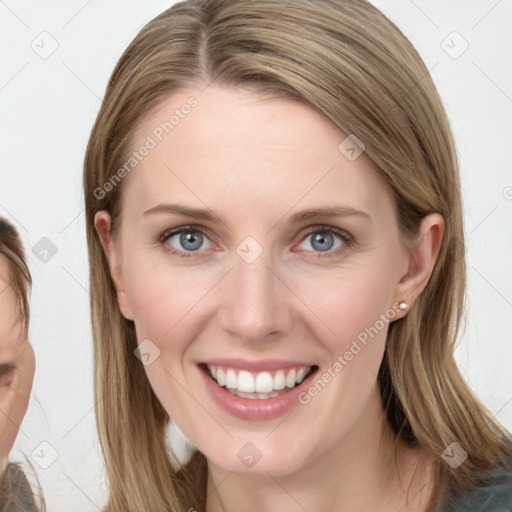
[199,365,318,420]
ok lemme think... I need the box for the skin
[0,256,35,482]
[96,85,444,512]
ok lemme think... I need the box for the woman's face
[96,85,439,477]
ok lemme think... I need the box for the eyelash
[158,224,354,260]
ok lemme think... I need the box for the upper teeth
[207,365,311,393]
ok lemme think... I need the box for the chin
[200,434,318,478]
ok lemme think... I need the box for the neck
[205,384,436,512]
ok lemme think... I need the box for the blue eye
[302,231,339,252]
[159,226,213,257]
[297,227,351,257]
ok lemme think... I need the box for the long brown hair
[83,1,512,511]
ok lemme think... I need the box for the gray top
[433,454,512,512]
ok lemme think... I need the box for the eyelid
[158,224,214,243]
[299,224,353,242]
[0,364,16,385]
[0,363,15,373]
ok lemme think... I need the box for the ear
[94,211,134,321]
[393,213,445,311]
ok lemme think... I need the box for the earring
[398,302,408,311]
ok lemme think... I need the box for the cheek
[129,280,176,341]
[124,260,206,418]
[292,262,398,355]
[125,257,209,341]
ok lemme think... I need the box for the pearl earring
[398,302,408,311]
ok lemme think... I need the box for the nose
[219,245,293,344]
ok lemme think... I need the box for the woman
[84,1,512,511]
[0,218,43,511]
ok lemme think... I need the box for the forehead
[122,85,391,223]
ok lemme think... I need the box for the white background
[1,1,511,510]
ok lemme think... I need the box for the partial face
[96,85,414,476]
[0,256,34,475]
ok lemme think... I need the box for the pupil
[312,232,333,252]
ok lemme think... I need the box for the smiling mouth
[200,363,318,400]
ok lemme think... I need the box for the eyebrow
[143,203,371,224]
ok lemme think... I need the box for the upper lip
[200,358,317,373]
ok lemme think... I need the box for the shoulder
[440,456,512,512]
